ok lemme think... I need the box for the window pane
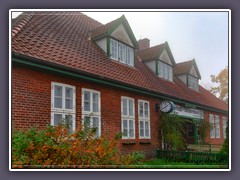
[127,47,134,66]
[140,121,144,137]
[65,87,73,109]
[144,103,149,117]
[129,99,134,116]
[159,61,163,77]
[122,98,127,116]
[110,39,118,60]
[168,66,173,81]
[129,120,134,137]
[145,121,149,137]
[65,99,73,109]
[65,87,73,98]
[84,91,91,111]
[93,117,99,137]
[163,63,168,79]
[122,120,128,137]
[92,93,99,112]
[55,85,62,96]
[54,97,62,108]
[119,43,126,63]
[139,102,143,117]
[54,114,62,126]
[65,115,73,133]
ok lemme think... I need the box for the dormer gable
[137,41,176,81]
[90,15,138,67]
[174,59,201,91]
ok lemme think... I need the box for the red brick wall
[204,111,228,145]
[12,65,162,157]
[12,65,227,156]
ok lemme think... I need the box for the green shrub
[12,124,144,168]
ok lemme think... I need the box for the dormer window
[158,61,173,81]
[110,38,134,67]
[188,75,199,91]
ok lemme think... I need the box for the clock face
[160,101,174,113]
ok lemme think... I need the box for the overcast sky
[11,10,229,88]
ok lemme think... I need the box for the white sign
[171,104,204,119]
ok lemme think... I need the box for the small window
[158,61,173,81]
[51,82,76,133]
[121,97,135,139]
[138,100,150,139]
[82,89,101,137]
[188,75,199,91]
[110,38,134,67]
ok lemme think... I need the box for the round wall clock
[160,100,175,113]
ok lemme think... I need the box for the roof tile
[12,12,228,112]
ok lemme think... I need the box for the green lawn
[130,159,229,169]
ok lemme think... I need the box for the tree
[210,66,228,103]
[161,114,189,150]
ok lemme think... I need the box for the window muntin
[121,97,135,139]
[138,100,150,139]
[110,38,134,67]
[51,82,76,133]
[82,89,101,137]
[188,75,199,91]
[158,61,173,81]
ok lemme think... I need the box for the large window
[158,61,173,81]
[121,97,135,139]
[188,75,199,91]
[51,82,76,133]
[110,38,134,67]
[138,100,150,139]
[82,89,101,137]
[209,114,220,139]
[222,117,228,139]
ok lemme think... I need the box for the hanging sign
[171,104,204,119]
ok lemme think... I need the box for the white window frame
[222,117,228,139]
[51,82,76,132]
[158,61,173,81]
[138,100,151,139]
[209,114,215,138]
[82,88,101,137]
[215,115,220,138]
[121,96,135,139]
[110,38,134,67]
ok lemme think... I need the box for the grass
[131,159,229,169]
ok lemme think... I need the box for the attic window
[158,61,173,81]
[110,38,134,67]
[188,75,199,91]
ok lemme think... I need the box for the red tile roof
[174,59,201,79]
[137,44,165,61]
[11,12,228,113]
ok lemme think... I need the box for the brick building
[11,12,228,156]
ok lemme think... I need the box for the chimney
[138,38,150,50]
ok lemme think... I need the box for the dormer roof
[174,59,201,79]
[11,11,227,113]
[90,15,139,49]
[137,42,176,66]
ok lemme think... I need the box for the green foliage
[210,66,228,103]
[197,120,211,144]
[220,120,229,155]
[161,114,189,150]
[12,123,144,168]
